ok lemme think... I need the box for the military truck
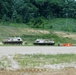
[2,37,23,44]
[33,39,55,45]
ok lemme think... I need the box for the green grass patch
[14,54,76,68]
[0,22,29,28]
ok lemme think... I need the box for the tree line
[0,0,76,23]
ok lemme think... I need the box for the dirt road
[0,46,76,55]
[0,46,76,75]
[0,67,76,75]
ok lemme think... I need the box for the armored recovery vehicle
[33,39,55,45]
[2,37,23,44]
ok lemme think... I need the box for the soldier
[58,42,60,46]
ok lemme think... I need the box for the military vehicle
[33,39,55,45]
[2,37,23,44]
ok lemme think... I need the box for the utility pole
[66,13,68,27]
[65,0,69,32]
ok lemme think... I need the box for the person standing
[58,42,60,46]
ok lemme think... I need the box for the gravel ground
[0,46,76,75]
[0,46,76,55]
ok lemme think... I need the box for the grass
[14,54,76,68]
[0,18,76,45]
[21,33,76,45]
[45,18,76,32]
[0,25,76,45]
[0,22,29,28]
[1,18,76,31]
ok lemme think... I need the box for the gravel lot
[0,46,76,55]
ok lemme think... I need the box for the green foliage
[32,17,44,28]
[0,0,76,23]
[50,25,53,29]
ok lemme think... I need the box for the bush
[16,15,23,23]
[50,25,53,29]
[32,17,44,28]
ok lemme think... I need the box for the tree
[0,0,76,24]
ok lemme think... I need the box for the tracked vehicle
[33,39,55,45]
[2,37,23,44]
